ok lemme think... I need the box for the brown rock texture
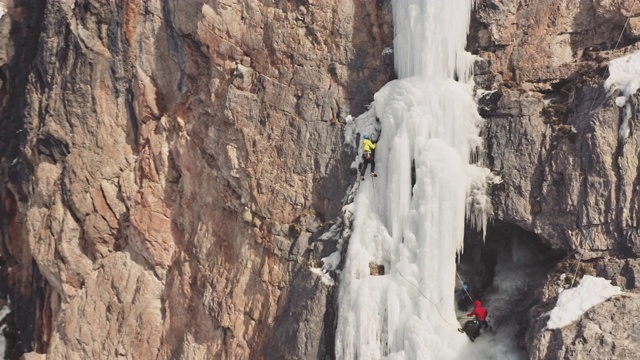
[472,0,640,88]
[471,0,640,358]
[0,0,393,359]
[4,0,638,358]
[473,0,640,261]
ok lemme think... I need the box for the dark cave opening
[456,221,565,346]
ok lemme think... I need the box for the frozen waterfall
[335,1,492,359]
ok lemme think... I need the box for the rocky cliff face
[0,0,393,359]
[470,0,640,358]
[2,0,640,359]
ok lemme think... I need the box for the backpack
[462,320,481,340]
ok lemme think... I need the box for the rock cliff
[0,0,392,359]
[1,0,640,359]
[470,0,640,358]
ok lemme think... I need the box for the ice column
[336,1,486,359]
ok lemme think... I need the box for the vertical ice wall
[335,1,487,359]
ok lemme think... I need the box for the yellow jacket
[362,139,376,153]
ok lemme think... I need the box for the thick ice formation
[603,51,640,140]
[335,1,488,359]
[546,275,622,329]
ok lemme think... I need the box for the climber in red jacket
[467,300,489,331]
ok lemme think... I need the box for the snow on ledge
[0,2,6,20]
[546,275,622,330]
[603,51,640,140]
[310,267,334,286]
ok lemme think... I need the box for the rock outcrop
[470,0,640,358]
[524,259,640,359]
[0,0,393,359]
[472,0,640,255]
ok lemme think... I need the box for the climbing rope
[614,0,638,51]
[455,271,475,302]
[568,252,584,288]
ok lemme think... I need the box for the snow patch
[310,268,335,286]
[546,275,622,329]
[603,51,640,140]
[0,2,6,20]
[474,88,493,102]
[321,251,341,272]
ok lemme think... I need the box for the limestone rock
[625,16,640,39]
[21,353,46,360]
[471,0,640,87]
[473,1,640,358]
[475,0,640,258]
[0,0,393,359]
[369,263,385,276]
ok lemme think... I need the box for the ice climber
[456,282,474,311]
[467,300,489,331]
[360,133,377,181]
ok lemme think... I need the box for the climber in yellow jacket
[360,133,377,181]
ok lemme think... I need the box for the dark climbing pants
[479,320,489,331]
[360,157,375,176]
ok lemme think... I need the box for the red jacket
[467,300,488,321]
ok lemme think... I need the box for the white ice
[0,304,10,357]
[603,50,640,140]
[336,1,493,359]
[546,275,622,329]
